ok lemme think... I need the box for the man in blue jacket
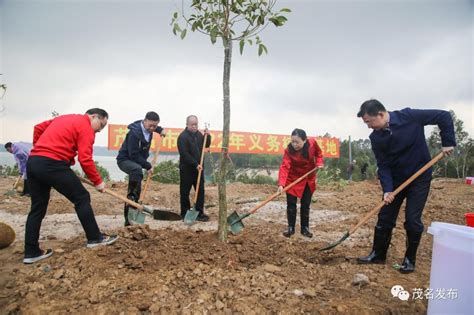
[117,112,165,226]
[356,99,455,274]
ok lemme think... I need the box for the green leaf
[180,29,187,39]
[247,39,253,45]
[239,39,245,55]
[173,12,178,19]
[280,8,291,13]
[258,44,267,56]
[210,35,217,44]
[173,23,182,33]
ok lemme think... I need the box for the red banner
[107,125,340,158]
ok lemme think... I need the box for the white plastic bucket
[427,222,474,315]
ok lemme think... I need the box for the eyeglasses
[96,117,107,130]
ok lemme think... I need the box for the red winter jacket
[30,114,103,186]
[278,138,324,198]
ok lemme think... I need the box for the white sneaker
[86,234,119,248]
[23,249,53,264]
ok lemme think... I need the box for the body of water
[0,152,178,181]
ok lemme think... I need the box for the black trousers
[117,160,144,223]
[286,184,313,228]
[377,176,431,233]
[179,168,205,216]
[25,156,102,257]
[117,160,144,183]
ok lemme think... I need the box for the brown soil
[0,176,472,314]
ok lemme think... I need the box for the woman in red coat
[278,129,324,238]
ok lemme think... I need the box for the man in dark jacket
[116,111,165,226]
[356,99,455,274]
[177,115,211,221]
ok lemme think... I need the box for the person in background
[4,142,31,196]
[347,159,356,181]
[24,108,118,264]
[116,111,166,226]
[278,128,324,238]
[356,99,455,273]
[361,162,369,180]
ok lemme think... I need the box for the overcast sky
[0,0,472,147]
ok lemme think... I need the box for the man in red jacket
[24,108,118,264]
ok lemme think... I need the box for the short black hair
[4,142,12,150]
[145,111,160,121]
[357,99,386,117]
[86,108,109,119]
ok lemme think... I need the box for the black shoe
[23,249,53,264]
[357,226,392,264]
[301,227,313,238]
[283,226,295,238]
[124,220,131,227]
[399,257,416,274]
[398,230,422,274]
[196,213,209,222]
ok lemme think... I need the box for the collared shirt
[370,108,456,193]
[140,121,152,143]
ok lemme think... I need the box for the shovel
[5,175,22,196]
[319,152,444,251]
[79,177,181,224]
[184,133,208,225]
[227,166,319,235]
[139,137,161,203]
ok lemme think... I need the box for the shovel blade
[153,209,182,221]
[184,207,199,225]
[128,208,146,225]
[227,211,245,235]
[319,231,350,251]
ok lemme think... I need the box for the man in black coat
[177,115,211,221]
[117,111,165,226]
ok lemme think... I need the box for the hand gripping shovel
[139,137,161,204]
[79,177,181,224]
[319,152,444,251]
[227,167,319,235]
[184,133,208,225]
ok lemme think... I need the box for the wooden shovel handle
[79,177,144,210]
[348,152,444,235]
[13,175,22,189]
[139,137,162,203]
[248,166,319,215]
[193,133,208,204]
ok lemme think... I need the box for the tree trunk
[217,39,232,241]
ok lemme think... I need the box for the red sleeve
[33,119,54,145]
[77,123,103,186]
[278,149,291,186]
[313,139,324,167]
